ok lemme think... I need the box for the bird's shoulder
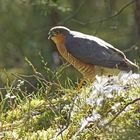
[69,31,114,49]
[64,30,129,69]
[67,30,124,57]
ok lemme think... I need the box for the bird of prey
[48,26,139,81]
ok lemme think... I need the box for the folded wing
[65,31,131,71]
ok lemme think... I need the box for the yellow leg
[76,79,85,91]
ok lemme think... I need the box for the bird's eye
[56,31,60,34]
[52,31,59,35]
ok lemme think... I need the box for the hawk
[48,26,139,81]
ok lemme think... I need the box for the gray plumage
[65,30,138,71]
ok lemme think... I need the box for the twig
[15,73,60,88]
[54,95,77,140]
[104,97,140,127]
[12,73,37,91]
[58,0,86,25]
[123,44,139,53]
[72,0,134,25]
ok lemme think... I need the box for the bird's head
[48,26,70,44]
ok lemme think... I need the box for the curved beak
[48,32,52,40]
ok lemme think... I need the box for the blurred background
[0,0,140,87]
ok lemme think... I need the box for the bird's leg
[76,79,85,91]
[76,76,96,91]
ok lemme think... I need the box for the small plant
[0,58,140,140]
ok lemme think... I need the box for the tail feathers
[119,58,139,72]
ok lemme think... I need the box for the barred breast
[56,44,95,79]
[56,44,120,81]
